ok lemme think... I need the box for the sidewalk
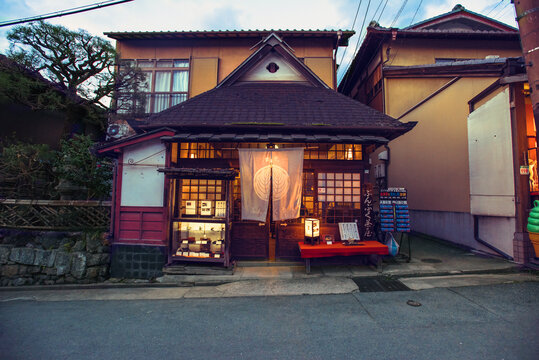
[1,235,537,301]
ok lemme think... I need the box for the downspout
[473,215,514,260]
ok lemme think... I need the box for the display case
[164,168,237,267]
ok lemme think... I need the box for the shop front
[159,141,371,264]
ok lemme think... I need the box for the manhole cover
[352,277,411,292]
[420,258,442,263]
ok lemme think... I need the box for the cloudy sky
[0,0,519,83]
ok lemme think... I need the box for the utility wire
[486,0,505,16]
[409,0,424,26]
[370,0,385,25]
[390,0,409,28]
[339,0,373,89]
[377,0,389,23]
[0,0,134,27]
[338,0,363,67]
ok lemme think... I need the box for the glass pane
[174,60,189,68]
[318,173,326,179]
[157,60,173,67]
[336,181,343,187]
[344,173,351,180]
[173,71,188,91]
[318,180,325,187]
[353,188,361,195]
[335,188,343,195]
[335,173,343,180]
[344,181,351,187]
[344,195,352,202]
[352,181,361,187]
[344,188,351,195]
[153,94,169,112]
[141,72,152,91]
[327,173,334,180]
[353,196,360,202]
[327,181,334,187]
[336,195,343,202]
[353,173,360,180]
[327,195,334,202]
[327,188,334,195]
[318,195,326,201]
[137,60,154,67]
[171,94,187,106]
[155,72,171,91]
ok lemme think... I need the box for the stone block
[2,265,19,277]
[72,240,86,252]
[18,265,28,275]
[9,247,35,265]
[33,249,55,267]
[12,278,26,286]
[99,253,110,265]
[86,266,99,279]
[85,233,103,253]
[28,265,41,274]
[39,232,64,250]
[86,254,101,267]
[54,251,71,276]
[0,245,12,264]
[70,252,87,279]
[99,265,109,278]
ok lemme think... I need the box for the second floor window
[120,59,189,114]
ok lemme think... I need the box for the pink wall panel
[117,206,167,246]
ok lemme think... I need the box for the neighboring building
[98,31,415,278]
[338,5,537,263]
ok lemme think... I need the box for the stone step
[163,264,235,276]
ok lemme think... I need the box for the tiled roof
[104,29,354,45]
[140,83,413,138]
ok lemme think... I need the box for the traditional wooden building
[338,5,530,262]
[98,31,415,278]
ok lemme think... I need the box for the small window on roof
[266,62,279,73]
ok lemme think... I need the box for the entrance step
[163,263,235,276]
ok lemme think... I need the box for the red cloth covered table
[298,241,389,273]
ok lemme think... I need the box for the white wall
[120,139,166,207]
[468,89,515,217]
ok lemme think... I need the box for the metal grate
[352,276,411,292]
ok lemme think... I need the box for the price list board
[380,188,410,233]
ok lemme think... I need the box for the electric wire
[390,0,409,28]
[0,0,134,27]
[377,0,389,23]
[370,0,385,25]
[339,0,373,89]
[485,0,505,16]
[409,0,424,26]
[337,0,363,68]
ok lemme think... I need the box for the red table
[298,241,389,273]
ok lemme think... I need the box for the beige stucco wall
[383,39,522,67]
[116,37,336,95]
[385,76,499,212]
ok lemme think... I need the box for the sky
[0,0,519,83]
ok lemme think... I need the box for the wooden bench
[298,241,389,274]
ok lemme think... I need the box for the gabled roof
[338,5,520,94]
[217,32,329,89]
[405,4,517,32]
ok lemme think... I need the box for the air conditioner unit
[106,124,129,139]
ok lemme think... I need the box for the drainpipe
[473,215,514,260]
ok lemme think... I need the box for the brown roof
[104,29,354,46]
[136,83,414,140]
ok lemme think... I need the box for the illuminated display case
[166,169,236,267]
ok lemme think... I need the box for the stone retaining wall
[0,230,110,286]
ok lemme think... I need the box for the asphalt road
[1,282,538,360]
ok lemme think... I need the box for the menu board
[380,188,410,233]
[338,222,360,241]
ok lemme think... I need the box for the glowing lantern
[304,218,320,244]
